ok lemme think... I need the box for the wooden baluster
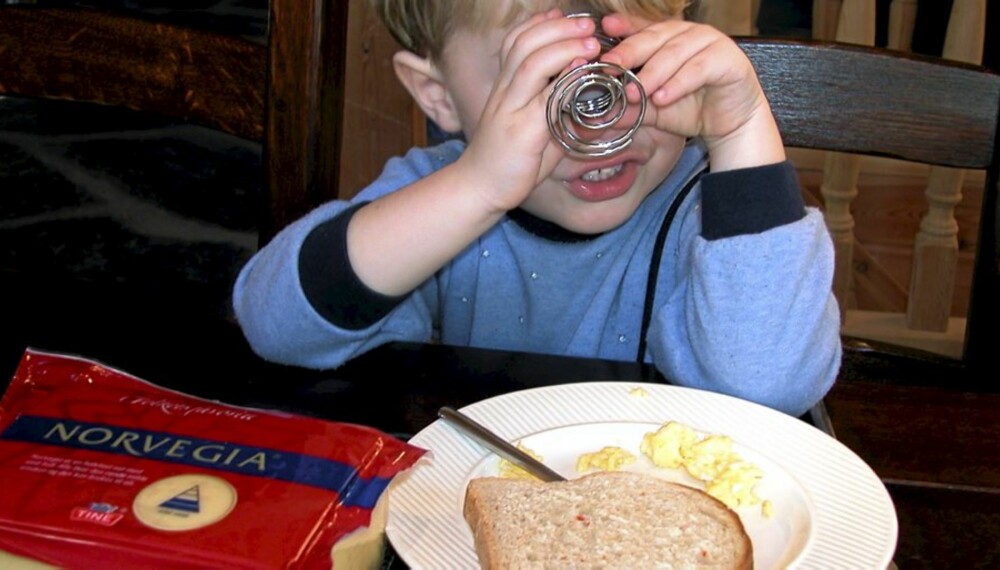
[822,153,862,309]
[887,0,919,51]
[909,167,963,330]
[700,0,754,35]
[812,0,844,40]
[907,0,986,331]
[941,0,986,62]
[834,0,876,44]
[750,0,762,35]
[819,0,875,316]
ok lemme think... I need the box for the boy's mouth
[565,160,639,203]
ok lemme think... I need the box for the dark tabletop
[0,272,670,438]
[7,271,1000,568]
[0,271,682,569]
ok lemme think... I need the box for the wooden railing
[703,0,988,358]
[815,0,986,358]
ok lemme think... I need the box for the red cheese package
[0,349,426,569]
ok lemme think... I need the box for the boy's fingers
[634,28,720,100]
[599,12,657,37]
[599,20,695,71]
[503,37,601,108]
[650,41,752,118]
[500,9,562,68]
[499,13,597,85]
[650,55,710,108]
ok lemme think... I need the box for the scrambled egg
[497,442,545,480]
[576,446,636,473]
[640,421,769,516]
[704,459,764,509]
[761,499,774,518]
[500,421,771,517]
[628,386,649,398]
[683,435,739,481]
[639,421,698,469]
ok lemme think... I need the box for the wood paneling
[0,8,264,140]
[265,0,349,241]
[339,0,415,200]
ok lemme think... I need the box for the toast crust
[463,471,753,569]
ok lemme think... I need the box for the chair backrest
[736,36,1000,375]
[0,2,348,244]
[806,0,988,354]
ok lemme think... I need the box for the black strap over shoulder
[636,169,706,362]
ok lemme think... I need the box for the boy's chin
[531,205,638,236]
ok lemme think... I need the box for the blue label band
[1,415,389,509]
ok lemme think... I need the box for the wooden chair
[808,0,989,358]
[0,1,349,245]
[736,36,1000,383]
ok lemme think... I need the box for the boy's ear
[392,51,463,134]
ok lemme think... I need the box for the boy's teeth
[581,164,623,182]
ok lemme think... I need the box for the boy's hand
[455,10,602,213]
[599,15,785,170]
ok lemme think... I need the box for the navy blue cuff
[298,202,407,330]
[700,161,805,241]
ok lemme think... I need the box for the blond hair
[370,0,695,59]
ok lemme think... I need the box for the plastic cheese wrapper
[0,349,427,569]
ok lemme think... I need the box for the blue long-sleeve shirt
[233,140,841,416]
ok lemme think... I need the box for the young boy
[233,0,841,417]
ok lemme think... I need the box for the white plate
[386,382,898,569]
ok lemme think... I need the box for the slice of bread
[463,471,752,569]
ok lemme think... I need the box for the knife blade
[438,406,566,482]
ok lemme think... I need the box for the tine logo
[70,502,124,527]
